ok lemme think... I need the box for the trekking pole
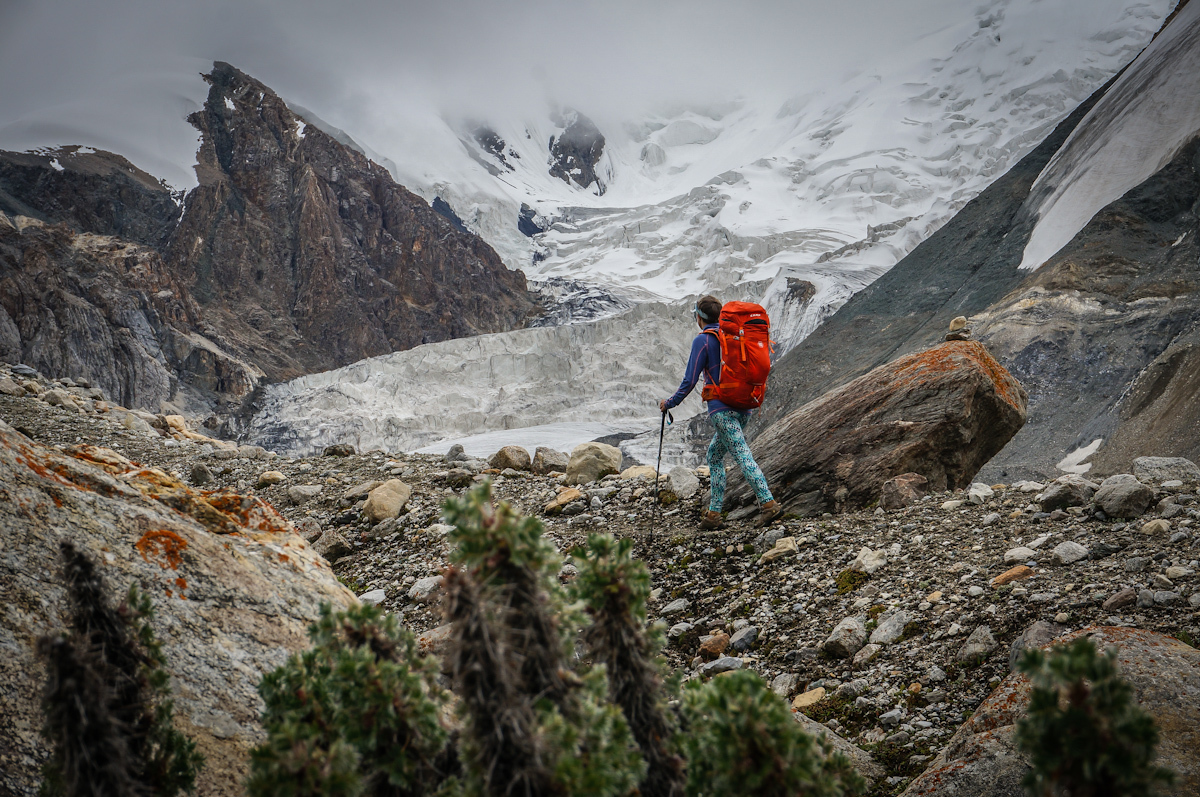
[654,410,672,526]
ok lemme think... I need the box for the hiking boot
[758,500,782,527]
[699,511,725,530]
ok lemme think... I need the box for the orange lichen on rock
[136,529,188,570]
[204,492,293,536]
[890,341,1025,411]
[63,444,134,474]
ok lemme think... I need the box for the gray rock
[312,530,352,562]
[342,480,384,502]
[1125,557,1150,572]
[824,616,868,658]
[834,679,870,700]
[408,576,444,604]
[668,622,694,639]
[661,597,691,617]
[668,466,700,500]
[852,643,882,666]
[294,517,324,543]
[1137,589,1155,609]
[771,672,800,697]
[364,516,402,540]
[1154,591,1181,605]
[1051,541,1089,565]
[1093,474,1153,518]
[189,462,214,486]
[730,625,759,652]
[850,547,888,574]
[0,377,25,397]
[1004,546,1036,564]
[444,443,468,463]
[700,656,743,676]
[880,708,904,727]
[1133,456,1200,483]
[287,484,323,504]
[363,479,412,522]
[957,625,996,662]
[1102,588,1137,611]
[1037,475,1097,511]
[982,512,1000,526]
[1008,620,1066,670]
[928,665,947,683]
[532,446,570,475]
[869,610,912,645]
[358,588,387,606]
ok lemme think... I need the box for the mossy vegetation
[835,569,869,595]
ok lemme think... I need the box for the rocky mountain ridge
[0,62,537,418]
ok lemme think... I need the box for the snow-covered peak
[1019,1,1200,270]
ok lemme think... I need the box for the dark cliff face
[0,62,536,412]
[549,110,607,195]
[0,147,181,248]
[167,62,537,380]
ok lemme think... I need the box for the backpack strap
[700,328,721,384]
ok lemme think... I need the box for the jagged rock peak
[168,60,538,377]
[548,108,607,195]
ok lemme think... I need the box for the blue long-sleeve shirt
[665,324,734,416]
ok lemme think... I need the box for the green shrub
[38,541,203,797]
[1015,637,1174,797]
[248,604,451,797]
[681,671,865,797]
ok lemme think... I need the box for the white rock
[407,576,444,604]
[1004,546,1037,564]
[358,589,387,606]
[850,547,888,574]
[1051,541,1089,565]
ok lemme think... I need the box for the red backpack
[700,301,773,410]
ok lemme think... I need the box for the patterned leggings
[707,410,773,512]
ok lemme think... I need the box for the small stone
[1137,589,1155,609]
[661,598,691,617]
[927,665,946,682]
[925,590,944,603]
[190,462,214,486]
[358,588,387,606]
[1038,475,1097,511]
[869,610,912,645]
[699,656,744,677]
[1051,541,1089,565]
[1004,547,1036,564]
[287,484,323,504]
[1054,612,1070,623]
[312,530,351,562]
[824,616,867,658]
[957,625,996,662]
[343,480,384,502]
[408,576,444,604]
[968,585,984,597]
[0,377,25,397]
[1152,573,1175,590]
[982,512,1000,527]
[1125,557,1150,573]
[699,632,730,660]
[363,479,412,522]
[294,518,323,543]
[852,643,882,666]
[771,673,800,698]
[879,708,903,727]
[760,536,799,564]
[445,468,473,489]
[668,466,700,499]
[1102,588,1137,611]
[545,487,585,516]
[730,626,759,652]
[256,470,285,488]
[668,622,694,639]
[1154,591,1181,605]
[850,547,888,574]
[532,447,570,475]
[1165,566,1193,580]
[1133,456,1200,483]
[444,443,468,463]
[1141,519,1171,536]
[323,443,355,457]
[1094,474,1154,518]
[791,687,826,709]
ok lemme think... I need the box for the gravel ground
[5,361,1199,794]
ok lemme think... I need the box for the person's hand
[658,399,668,413]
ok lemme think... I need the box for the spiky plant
[1015,636,1174,797]
[248,603,452,797]
[681,671,864,797]
[571,533,685,797]
[38,541,202,797]
[443,483,643,797]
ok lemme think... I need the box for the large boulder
[532,446,569,475]
[1093,473,1154,518]
[565,442,623,485]
[901,627,1200,797]
[362,479,412,523]
[1133,456,1200,483]
[0,421,355,797]
[1036,474,1099,511]
[734,341,1026,515]
[489,445,531,472]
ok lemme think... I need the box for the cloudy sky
[0,0,966,181]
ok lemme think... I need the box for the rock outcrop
[0,62,536,414]
[902,627,1200,797]
[548,109,607,195]
[0,419,355,797]
[733,340,1026,515]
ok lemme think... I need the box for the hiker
[660,294,781,529]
